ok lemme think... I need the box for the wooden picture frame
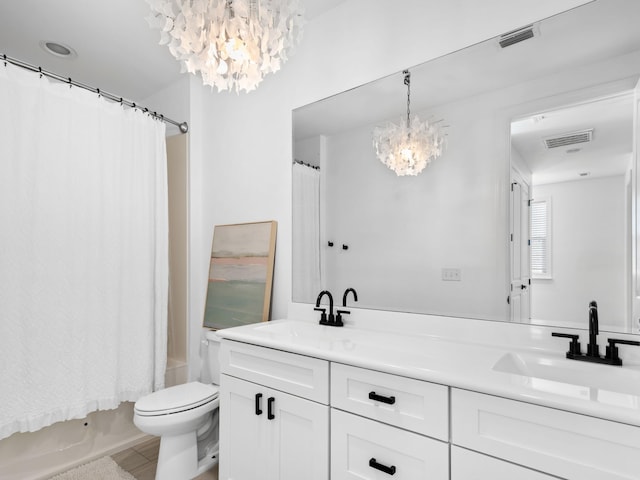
[203,220,277,330]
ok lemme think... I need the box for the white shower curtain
[0,64,168,440]
[292,163,322,301]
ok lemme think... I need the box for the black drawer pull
[369,391,396,405]
[255,393,263,415]
[369,458,396,475]
[267,396,275,420]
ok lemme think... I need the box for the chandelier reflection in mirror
[373,70,447,176]
[146,0,304,93]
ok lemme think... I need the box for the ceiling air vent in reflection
[544,129,594,149]
[499,25,536,48]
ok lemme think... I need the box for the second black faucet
[552,300,640,366]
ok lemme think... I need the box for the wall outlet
[442,268,461,281]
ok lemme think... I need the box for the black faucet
[315,290,335,326]
[552,300,640,366]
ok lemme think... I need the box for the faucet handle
[605,338,640,366]
[314,307,328,325]
[552,332,582,356]
[335,309,349,327]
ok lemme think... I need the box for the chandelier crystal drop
[372,70,447,176]
[146,0,304,94]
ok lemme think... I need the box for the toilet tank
[204,330,222,385]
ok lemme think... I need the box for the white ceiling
[511,92,634,185]
[0,0,345,102]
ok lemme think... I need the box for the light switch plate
[442,268,461,281]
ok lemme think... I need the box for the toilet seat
[135,382,219,416]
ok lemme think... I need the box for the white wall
[294,136,323,167]
[532,175,627,329]
[186,0,592,377]
[141,76,190,137]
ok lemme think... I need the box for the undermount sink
[492,352,640,398]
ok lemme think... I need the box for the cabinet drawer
[451,446,556,480]
[331,362,448,440]
[220,340,329,404]
[331,409,448,480]
[452,389,640,480]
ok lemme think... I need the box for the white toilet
[134,331,222,480]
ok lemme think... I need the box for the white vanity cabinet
[217,328,640,480]
[218,341,330,480]
[330,363,449,479]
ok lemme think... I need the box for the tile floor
[112,437,218,480]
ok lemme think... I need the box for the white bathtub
[0,359,188,480]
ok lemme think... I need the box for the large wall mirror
[292,0,640,334]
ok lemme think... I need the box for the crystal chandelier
[146,0,304,93]
[372,70,447,176]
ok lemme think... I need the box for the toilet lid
[135,382,219,416]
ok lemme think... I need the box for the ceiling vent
[544,129,594,149]
[499,25,536,48]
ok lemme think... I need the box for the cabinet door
[269,387,329,480]
[220,374,329,480]
[451,446,556,480]
[219,374,270,480]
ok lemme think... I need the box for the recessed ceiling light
[578,172,590,177]
[40,41,77,59]
[566,148,582,154]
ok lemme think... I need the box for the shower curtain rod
[2,53,189,134]
[293,159,320,170]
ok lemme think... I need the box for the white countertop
[215,318,640,427]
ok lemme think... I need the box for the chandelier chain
[404,70,411,128]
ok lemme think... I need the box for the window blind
[530,198,551,278]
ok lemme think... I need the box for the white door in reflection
[510,175,531,323]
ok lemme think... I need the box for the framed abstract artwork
[203,220,277,330]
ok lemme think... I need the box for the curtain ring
[38,66,42,78]
[3,54,7,67]
[68,77,72,88]
[96,88,101,98]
